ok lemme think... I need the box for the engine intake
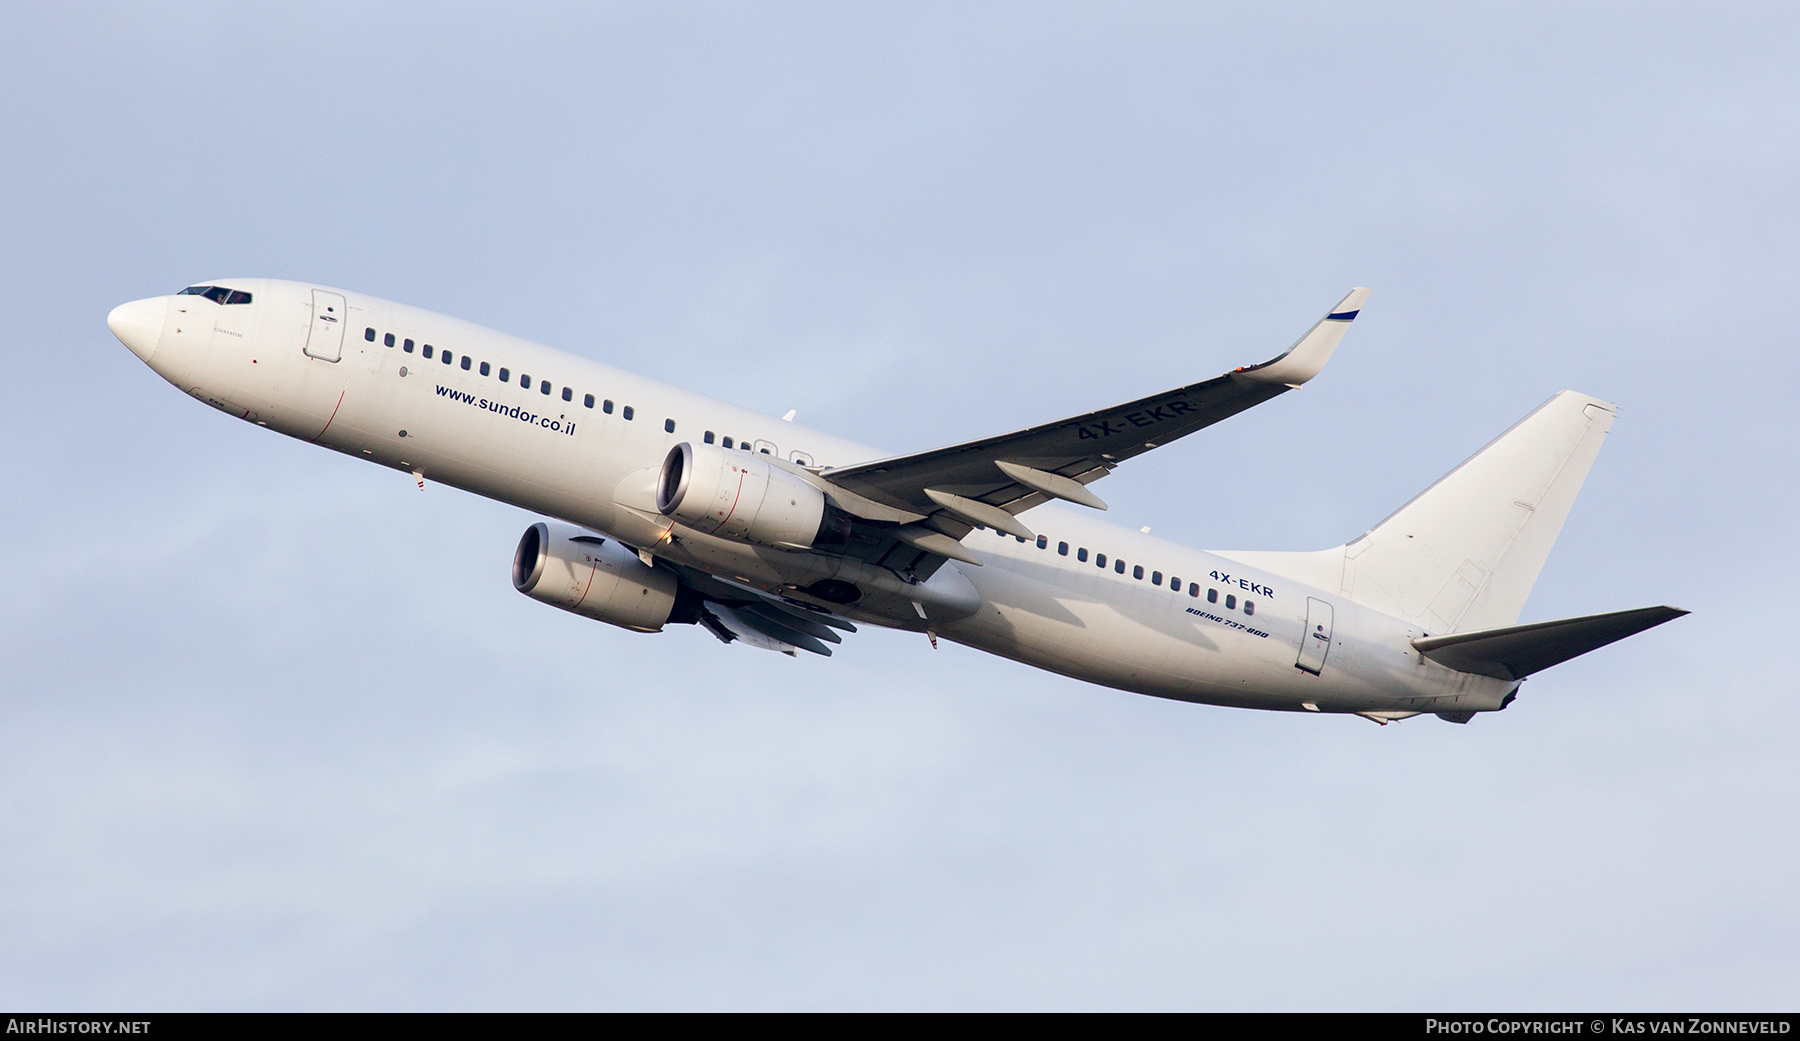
[657,442,840,549]
[513,521,679,632]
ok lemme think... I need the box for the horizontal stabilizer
[1412,605,1687,680]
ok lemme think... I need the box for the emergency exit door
[1296,597,1334,675]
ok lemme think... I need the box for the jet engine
[656,442,847,549]
[512,521,680,632]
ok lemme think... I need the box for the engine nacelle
[512,521,679,632]
[656,442,840,549]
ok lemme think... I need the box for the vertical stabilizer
[1217,391,1617,633]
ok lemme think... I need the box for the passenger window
[623,406,634,420]
[480,362,491,376]
[540,381,551,395]
[1188,583,1199,597]
[1058,541,1069,556]
[403,340,414,354]
[521,373,531,387]
[704,431,715,444]
[442,350,452,364]
[1152,571,1162,585]
[404,338,414,352]
[722,436,733,448]
[1036,536,1047,549]
[1096,553,1107,568]
[1207,588,1218,603]
[1015,536,1026,544]
[1244,601,1255,616]
[385,333,396,348]
[603,400,614,414]
[584,394,594,408]
[1077,548,1088,562]
[1116,560,1127,574]
[461,356,472,371]
[1225,594,1236,609]
[664,418,675,433]
[422,345,433,359]
[365,328,376,342]
[499,367,510,381]
[562,387,572,402]
[1170,576,1180,590]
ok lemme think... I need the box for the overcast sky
[2,2,1796,1010]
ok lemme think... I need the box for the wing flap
[708,603,834,656]
[674,568,862,655]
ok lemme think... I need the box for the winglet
[1237,287,1369,388]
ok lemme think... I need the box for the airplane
[106,280,1684,725]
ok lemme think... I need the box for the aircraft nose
[108,296,167,363]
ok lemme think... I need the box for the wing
[819,288,1368,544]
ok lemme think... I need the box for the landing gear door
[1296,596,1334,675]
[304,289,347,362]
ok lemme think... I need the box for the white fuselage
[115,279,1516,718]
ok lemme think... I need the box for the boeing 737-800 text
[107,280,1682,724]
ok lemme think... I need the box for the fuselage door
[304,289,347,362]
[1296,596,1334,675]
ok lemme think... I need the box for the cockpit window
[178,285,252,305]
